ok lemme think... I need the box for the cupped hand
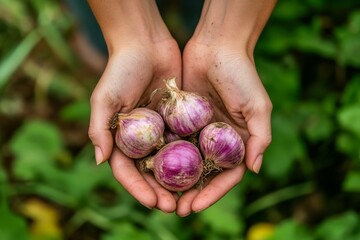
[176,39,272,216]
[88,38,182,212]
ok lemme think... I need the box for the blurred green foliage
[1,0,360,239]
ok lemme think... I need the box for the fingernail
[95,146,104,165]
[194,207,206,213]
[178,212,191,217]
[144,205,153,210]
[253,154,263,174]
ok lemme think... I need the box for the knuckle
[258,96,273,114]
[90,89,119,109]
[89,92,103,107]
[263,134,272,147]
[87,127,98,142]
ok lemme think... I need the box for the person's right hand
[89,38,182,212]
[87,0,182,212]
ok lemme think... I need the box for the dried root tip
[196,159,223,189]
[165,77,179,91]
[109,112,120,130]
[156,137,166,150]
[137,157,154,173]
[187,132,200,148]
[203,159,223,178]
[138,88,163,107]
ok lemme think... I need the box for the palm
[183,41,270,138]
[89,38,182,212]
[175,40,272,216]
[92,39,182,112]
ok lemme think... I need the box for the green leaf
[257,26,293,54]
[348,10,360,31]
[102,222,153,240]
[37,144,112,205]
[337,104,360,137]
[337,33,360,67]
[336,133,360,161]
[199,187,244,236]
[145,211,183,240]
[336,11,360,67]
[272,0,308,21]
[305,0,327,9]
[343,171,360,192]
[341,75,360,105]
[59,100,90,123]
[257,58,300,111]
[0,201,29,240]
[0,29,42,90]
[245,182,314,217]
[9,120,63,179]
[62,152,111,202]
[316,211,360,240]
[268,219,314,240]
[30,0,72,31]
[0,0,33,32]
[40,24,76,67]
[47,73,87,100]
[0,168,29,240]
[297,101,335,142]
[292,19,337,58]
[263,113,306,179]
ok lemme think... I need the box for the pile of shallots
[111,77,245,192]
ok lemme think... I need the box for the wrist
[88,0,172,54]
[192,0,277,55]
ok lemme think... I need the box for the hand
[173,0,276,217]
[176,39,272,216]
[87,0,183,212]
[89,39,182,212]
[87,0,276,214]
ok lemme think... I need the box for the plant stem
[0,28,42,90]
[244,181,315,217]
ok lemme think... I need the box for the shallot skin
[157,77,214,136]
[115,108,165,159]
[163,128,183,143]
[199,122,245,168]
[151,140,203,192]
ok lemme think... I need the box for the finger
[176,188,199,217]
[245,100,272,173]
[173,192,180,202]
[109,148,157,209]
[88,88,119,165]
[142,173,177,213]
[191,164,247,213]
[176,172,217,217]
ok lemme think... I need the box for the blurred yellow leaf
[247,222,275,240]
[20,198,62,239]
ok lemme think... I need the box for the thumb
[88,93,117,165]
[244,103,272,173]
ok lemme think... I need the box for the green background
[1,0,360,239]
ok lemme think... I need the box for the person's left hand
[176,38,272,216]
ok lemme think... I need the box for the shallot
[113,108,165,159]
[141,140,203,192]
[199,122,245,174]
[163,128,183,143]
[157,77,214,136]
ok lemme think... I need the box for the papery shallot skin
[152,140,203,192]
[115,108,165,159]
[163,128,183,143]
[199,122,245,168]
[157,77,214,136]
